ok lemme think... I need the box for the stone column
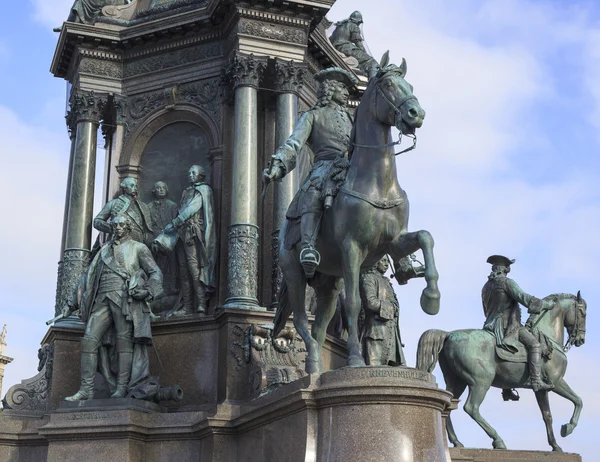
[103,95,127,204]
[55,90,106,316]
[270,60,304,310]
[224,55,265,309]
[0,324,14,400]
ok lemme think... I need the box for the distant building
[0,325,14,402]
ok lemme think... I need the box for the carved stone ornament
[79,57,123,79]
[274,60,305,94]
[224,54,265,90]
[55,249,90,317]
[113,94,128,125]
[238,19,307,45]
[270,230,282,311]
[2,344,54,413]
[226,224,259,306]
[231,324,306,398]
[70,90,108,125]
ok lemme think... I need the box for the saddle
[494,331,556,363]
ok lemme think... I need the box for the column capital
[224,54,266,90]
[273,59,306,94]
[70,90,108,124]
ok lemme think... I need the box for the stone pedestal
[449,447,582,462]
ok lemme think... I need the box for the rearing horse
[274,53,440,372]
[416,292,587,452]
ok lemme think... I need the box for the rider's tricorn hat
[314,67,358,88]
[486,255,515,267]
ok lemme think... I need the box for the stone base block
[57,398,165,413]
[449,447,582,462]
[235,366,453,462]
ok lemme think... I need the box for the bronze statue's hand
[61,305,73,318]
[264,162,284,183]
[132,288,150,301]
[151,242,161,255]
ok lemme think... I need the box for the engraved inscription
[68,412,110,420]
[367,369,429,381]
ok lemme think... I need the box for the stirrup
[501,388,520,402]
[300,247,321,278]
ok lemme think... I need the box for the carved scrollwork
[55,249,90,317]
[2,344,54,413]
[70,90,109,125]
[179,78,223,128]
[224,54,266,90]
[226,224,259,306]
[238,19,307,45]
[79,58,123,79]
[274,60,305,94]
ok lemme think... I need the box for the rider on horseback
[482,255,555,399]
[264,68,358,278]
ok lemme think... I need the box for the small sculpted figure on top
[264,68,357,278]
[94,177,154,246]
[360,256,406,367]
[330,11,379,78]
[482,255,555,398]
[155,165,216,315]
[63,215,163,401]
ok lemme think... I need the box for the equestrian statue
[267,52,440,373]
[416,255,587,452]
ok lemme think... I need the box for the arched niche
[119,105,220,204]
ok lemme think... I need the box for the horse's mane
[543,293,580,302]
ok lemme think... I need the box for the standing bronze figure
[360,256,406,367]
[63,215,163,401]
[272,54,439,374]
[155,165,216,315]
[94,177,154,246]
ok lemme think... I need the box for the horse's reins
[564,299,585,352]
[351,83,418,156]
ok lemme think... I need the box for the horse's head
[564,291,587,348]
[371,51,426,135]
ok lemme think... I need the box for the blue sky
[0,0,598,459]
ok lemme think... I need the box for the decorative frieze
[79,57,123,79]
[124,42,221,78]
[224,54,265,90]
[226,224,259,307]
[274,59,305,94]
[238,18,307,45]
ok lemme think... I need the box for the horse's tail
[273,278,292,338]
[416,329,450,373]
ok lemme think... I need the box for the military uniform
[68,234,163,400]
[359,267,406,366]
[155,183,216,313]
[482,255,552,393]
[94,195,154,245]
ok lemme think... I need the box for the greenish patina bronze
[63,215,165,401]
[416,256,587,452]
[360,256,406,367]
[331,11,379,78]
[67,0,129,24]
[271,55,439,374]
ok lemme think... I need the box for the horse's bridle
[564,299,586,352]
[351,75,418,155]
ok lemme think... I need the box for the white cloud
[31,0,75,29]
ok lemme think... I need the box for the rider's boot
[65,346,97,401]
[111,338,133,398]
[501,388,520,401]
[528,345,553,392]
[193,280,208,314]
[300,212,322,278]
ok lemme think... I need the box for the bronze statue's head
[376,255,390,274]
[486,255,514,279]
[189,165,206,184]
[111,215,132,239]
[152,181,168,199]
[314,68,356,108]
[350,11,363,25]
[120,177,138,198]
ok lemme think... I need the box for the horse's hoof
[492,440,507,450]
[452,442,464,448]
[420,287,441,315]
[305,358,321,374]
[346,355,366,368]
[552,446,563,452]
[561,423,574,437]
